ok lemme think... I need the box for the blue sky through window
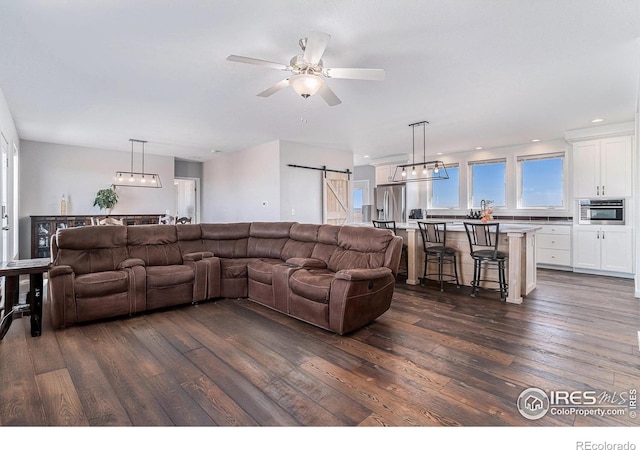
[431,166,459,208]
[520,157,563,207]
[471,161,505,207]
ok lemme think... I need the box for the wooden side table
[0,258,51,340]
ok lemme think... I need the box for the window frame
[467,158,507,209]
[516,152,566,209]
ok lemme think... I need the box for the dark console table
[0,258,51,340]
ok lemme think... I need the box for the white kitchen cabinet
[572,136,633,198]
[375,165,396,185]
[573,225,633,274]
[536,224,572,268]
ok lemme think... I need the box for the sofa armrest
[48,265,74,277]
[183,251,215,262]
[285,257,327,269]
[334,267,392,281]
[118,258,146,269]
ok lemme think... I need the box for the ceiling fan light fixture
[289,73,325,98]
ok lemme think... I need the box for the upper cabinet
[572,136,633,198]
[375,164,396,185]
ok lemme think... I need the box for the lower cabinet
[573,225,633,274]
[536,224,572,268]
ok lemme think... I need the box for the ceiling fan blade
[226,55,289,71]
[318,84,342,106]
[257,78,290,97]
[323,68,386,81]
[303,30,331,65]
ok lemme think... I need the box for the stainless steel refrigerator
[374,183,406,223]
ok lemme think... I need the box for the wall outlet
[291,208,295,216]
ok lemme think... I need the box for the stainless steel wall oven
[579,199,625,225]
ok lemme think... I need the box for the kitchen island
[396,221,540,304]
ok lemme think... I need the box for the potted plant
[93,186,118,215]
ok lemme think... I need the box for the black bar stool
[372,220,407,277]
[463,222,508,301]
[417,221,459,291]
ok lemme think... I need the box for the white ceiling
[0,0,638,165]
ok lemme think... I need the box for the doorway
[174,177,200,223]
[1,132,9,262]
[352,180,370,223]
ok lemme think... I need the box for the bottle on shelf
[60,195,67,215]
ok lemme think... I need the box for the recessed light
[531,139,541,143]
[363,155,370,158]
[591,118,605,123]
[475,146,483,150]
[436,152,443,155]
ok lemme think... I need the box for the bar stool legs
[470,257,508,301]
[423,249,460,292]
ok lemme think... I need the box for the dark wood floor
[1,269,639,428]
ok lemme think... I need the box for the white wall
[200,139,354,224]
[201,140,281,223]
[0,89,18,147]
[279,141,354,224]
[0,87,20,259]
[19,140,175,257]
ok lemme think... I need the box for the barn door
[323,171,350,224]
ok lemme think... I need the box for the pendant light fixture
[392,121,449,182]
[289,71,325,98]
[113,139,162,188]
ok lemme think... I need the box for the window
[430,164,459,208]
[352,180,370,222]
[469,159,506,207]
[518,153,564,208]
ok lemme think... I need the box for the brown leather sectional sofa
[48,222,403,335]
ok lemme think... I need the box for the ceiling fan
[226,30,385,106]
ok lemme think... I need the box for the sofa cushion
[281,223,320,261]
[75,271,129,298]
[55,226,129,275]
[289,268,335,304]
[146,265,194,288]
[328,226,395,272]
[309,224,341,266]
[201,223,250,258]
[127,225,183,265]
[247,258,283,285]
[247,222,294,258]
[176,224,204,255]
[220,258,254,279]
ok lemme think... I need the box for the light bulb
[422,165,427,175]
[401,168,407,177]
[411,166,416,176]
[434,164,440,174]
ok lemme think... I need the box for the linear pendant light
[113,139,162,188]
[392,121,449,182]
